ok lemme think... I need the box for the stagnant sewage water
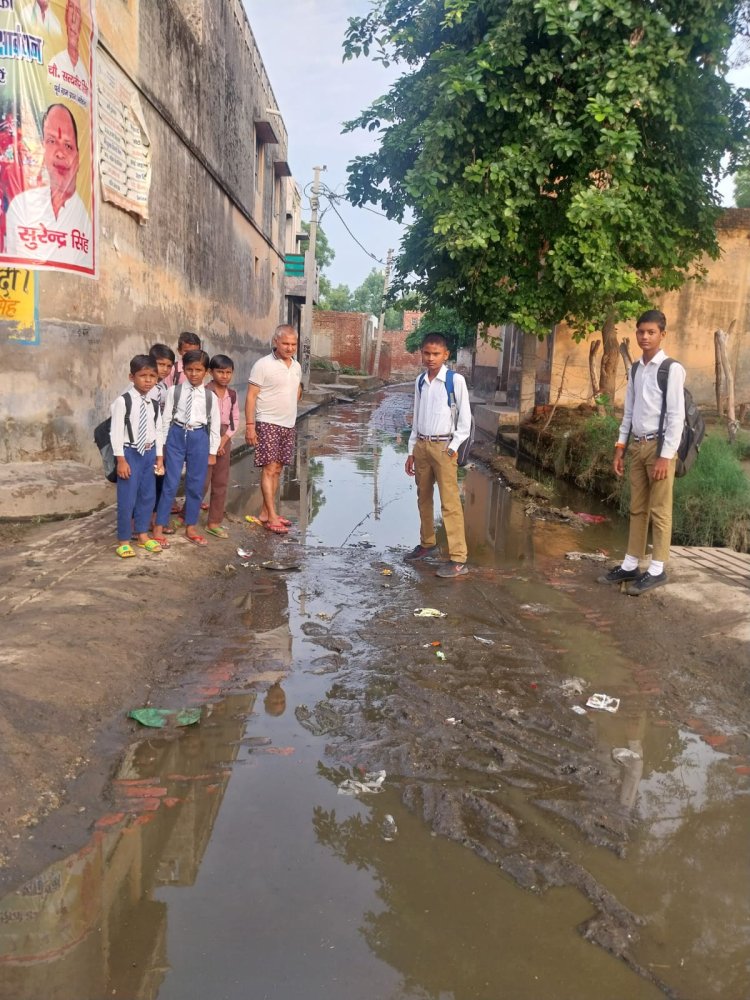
[0,388,748,1000]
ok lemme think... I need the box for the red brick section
[314,311,369,371]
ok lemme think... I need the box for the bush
[671,434,750,550]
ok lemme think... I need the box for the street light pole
[301,165,325,390]
[371,247,393,377]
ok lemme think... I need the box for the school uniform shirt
[109,387,164,457]
[248,352,302,428]
[617,349,685,460]
[207,382,240,437]
[408,364,471,455]
[147,380,169,412]
[162,382,221,455]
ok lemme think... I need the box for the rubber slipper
[263,521,289,535]
[160,525,176,535]
[206,526,229,538]
[116,543,136,559]
[152,536,171,549]
[185,533,208,546]
[138,539,163,554]
[259,517,293,529]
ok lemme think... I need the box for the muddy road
[0,388,748,1000]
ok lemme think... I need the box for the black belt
[124,442,155,450]
[417,434,451,442]
[632,433,658,443]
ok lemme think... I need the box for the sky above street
[244,1,746,290]
[244,0,405,290]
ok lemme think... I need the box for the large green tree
[344,0,750,399]
[405,304,477,355]
[734,164,750,207]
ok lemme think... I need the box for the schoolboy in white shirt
[110,355,164,559]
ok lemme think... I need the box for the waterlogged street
[0,389,748,1000]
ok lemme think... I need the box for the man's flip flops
[263,522,289,535]
[206,526,229,539]
[186,534,208,546]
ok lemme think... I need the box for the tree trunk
[518,331,537,423]
[619,337,633,377]
[588,339,601,397]
[598,313,619,403]
[715,327,739,442]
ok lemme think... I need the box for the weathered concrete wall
[0,0,291,464]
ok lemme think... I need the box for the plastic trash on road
[574,512,609,524]
[565,551,608,562]
[338,769,386,796]
[445,717,462,725]
[612,747,643,764]
[245,515,263,525]
[381,814,398,841]
[561,677,587,697]
[381,569,393,576]
[236,547,253,559]
[585,693,621,713]
[571,705,588,715]
[473,635,495,645]
[128,707,201,728]
[435,650,446,661]
[413,608,446,618]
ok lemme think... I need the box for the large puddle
[0,389,747,1000]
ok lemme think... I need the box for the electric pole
[371,247,393,377]
[301,165,325,390]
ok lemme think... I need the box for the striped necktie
[136,397,148,455]
[184,386,193,426]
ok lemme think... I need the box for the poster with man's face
[0,0,96,277]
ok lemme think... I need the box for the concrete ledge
[336,374,382,390]
[0,461,113,520]
[474,403,520,437]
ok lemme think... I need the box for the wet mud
[0,388,748,1000]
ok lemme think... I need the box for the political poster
[0,0,96,277]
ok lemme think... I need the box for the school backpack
[93,394,160,483]
[629,358,705,477]
[417,368,475,466]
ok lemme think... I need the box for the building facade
[0,0,299,464]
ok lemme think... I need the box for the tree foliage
[319,266,405,328]
[344,0,750,395]
[405,304,477,355]
[734,164,750,207]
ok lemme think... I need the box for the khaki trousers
[413,439,468,563]
[627,439,676,564]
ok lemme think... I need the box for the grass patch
[672,434,750,550]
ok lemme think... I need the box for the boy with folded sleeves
[153,349,219,547]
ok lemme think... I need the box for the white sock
[648,560,664,576]
[622,554,639,571]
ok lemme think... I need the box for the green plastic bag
[128,707,201,728]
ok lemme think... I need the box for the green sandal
[116,543,136,559]
[206,526,229,539]
[138,539,163,554]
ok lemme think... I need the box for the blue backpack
[417,368,475,466]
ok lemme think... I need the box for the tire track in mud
[296,548,681,998]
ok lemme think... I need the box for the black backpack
[417,368,475,466]
[629,358,705,477]
[93,394,160,483]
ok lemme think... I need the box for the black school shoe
[598,565,640,584]
[626,571,668,596]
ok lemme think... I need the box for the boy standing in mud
[601,309,685,595]
[404,333,471,578]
